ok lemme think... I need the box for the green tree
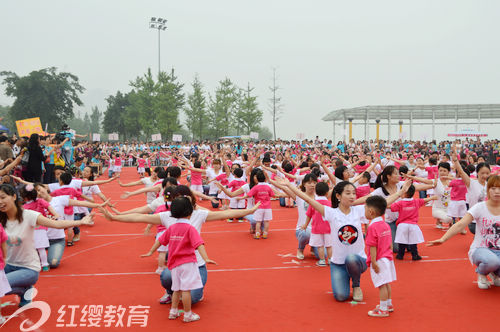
[235,83,263,135]
[184,75,207,140]
[258,126,273,140]
[128,69,157,139]
[0,105,16,133]
[155,70,185,140]
[103,91,130,139]
[207,78,237,138]
[89,106,102,134]
[0,67,84,131]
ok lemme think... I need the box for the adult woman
[432,162,452,229]
[428,175,500,289]
[1,184,93,306]
[24,133,44,183]
[100,185,260,305]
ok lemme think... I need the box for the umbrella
[0,124,10,133]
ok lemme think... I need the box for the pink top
[190,169,203,186]
[365,216,393,266]
[356,184,371,199]
[51,187,81,215]
[306,197,331,234]
[354,163,370,173]
[449,179,467,201]
[0,226,7,269]
[158,220,204,270]
[24,199,50,230]
[114,157,122,166]
[227,180,246,196]
[216,173,228,186]
[154,204,168,233]
[246,183,274,209]
[425,166,438,180]
[138,158,146,168]
[390,198,426,225]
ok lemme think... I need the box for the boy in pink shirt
[364,196,396,318]
[142,197,216,323]
[301,182,332,266]
[226,168,247,223]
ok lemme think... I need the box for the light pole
[149,17,167,76]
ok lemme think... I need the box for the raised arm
[37,214,94,228]
[119,179,144,187]
[99,207,161,225]
[275,178,326,216]
[82,177,117,187]
[452,155,471,188]
[205,203,261,221]
[121,184,161,199]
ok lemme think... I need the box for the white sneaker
[353,287,363,301]
[489,273,500,287]
[477,274,490,289]
[296,250,304,260]
[183,312,200,323]
[316,259,326,266]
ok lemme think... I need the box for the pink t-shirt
[51,187,81,215]
[227,180,246,195]
[154,204,168,233]
[425,166,438,180]
[114,157,122,166]
[190,169,203,186]
[159,220,204,270]
[24,199,50,230]
[356,184,371,199]
[449,179,467,201]
[365,216,393,266]
[216,173,228,186]
[246,183,274,209]
[138,158,146,168]
[306,197,331,234]
[0,226,7,269]
[390,198,426,225]
[354,163,370,173]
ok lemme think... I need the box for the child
[0,224,11,323]
[390,185,436,260]
[189,161,205,196]
[137,154,147,177]
[355,172,371,199]
[365,195,396,318]
[226,167,247,223]
[301,182,332,266]
[141,197,217,323]
[447,167,469,233]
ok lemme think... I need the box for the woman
[428,175,500,289]
[1,184,93,306]
[24,133,44,183]
[432,162,453,229]
[100,185,260,305]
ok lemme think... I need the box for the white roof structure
[322,104,500,141]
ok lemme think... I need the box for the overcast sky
[1,0,499,141]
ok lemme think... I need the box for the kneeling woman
[0,184,94,306]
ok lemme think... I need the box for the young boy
[364,195,396,318]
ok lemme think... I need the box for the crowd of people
[0,126,499,323]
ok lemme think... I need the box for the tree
[0,105,16,133]
[0,67,84,131]
[268,68,283,140]
[207,78,237,138]
[102,91,130,139]
[89,106,102,134]
[184,74,207,140]
[128,69,157,139]
[155,70,185,140]
[258,126,273,140]
[235,83,263,135]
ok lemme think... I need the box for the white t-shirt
[48,179,83,192]
[141,177,157,204]
[241,183,255,209]
[159,209,209,267]
[466,179,487,207]
[323,205,368,264]
[295,196,311,230]
[467,202,500,263]
[433,179,450,211]
[48,195,70,239]
[148,197,164,212]
[371,181,404,223]
[206,168,222,195]
[5,209,41,271]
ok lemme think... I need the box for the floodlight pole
[150,17,167,76]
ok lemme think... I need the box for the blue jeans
[5,264,39,302]
[161,264,207,304]
[388,221,399,253]
[279,197,286,207]
[209,194,219,209]
[47,238,65,268]
[419,190,427,199]
[329,255,367,302]
[295,229,320,258]
[472,248,500,276]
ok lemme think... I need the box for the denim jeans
[329,254,367,302]
[209,194,219,209]
[61,147,72,166]
[468,223,476,234]
[43,164,55,184]
[472,248,500,276]
[419,190,427,199]
[279,197,286,207]
[161,264,207,304]
[47,238,66,268]
[295,229,320,258]
[388,221,399,253]
[5,264,39,301]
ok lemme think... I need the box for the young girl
[226,167,247,223]
[150,186,176,274]
[365,196,395,318]
[0,223,11,323]
[137,154,147,177]
[428,175,500,289]
[390,185,436,260]
[447,165,469,233]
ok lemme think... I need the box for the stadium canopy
[322,104,500,141]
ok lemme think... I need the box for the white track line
[60,236,143,261]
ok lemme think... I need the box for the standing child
[137,154,147,178]
[390,185,436,260]
[141,197,217,323]
[365,196,396,318]
[0,224,11,323]
[226,167,247,223]
[447,165,469,234]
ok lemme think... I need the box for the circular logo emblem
[338,225,359,245]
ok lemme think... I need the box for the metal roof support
[332,120,335,142]
[410,109,413,140]
[455,108,458,132]
[478,107,481,131]
[387,110,391,141]
[343,113,346,143]
[432,109,435,141]
[365,109,369,141]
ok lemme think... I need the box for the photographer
[57,124,87,166]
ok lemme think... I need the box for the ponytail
[331,181,356,208]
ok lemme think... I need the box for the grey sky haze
[1,0,499,141]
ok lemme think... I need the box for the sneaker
[376,304,394,312]
[368,307,389,317]
[159,293,172,304]
[254,232,261,239]
[478,274,491,289]
[489,273,500,287]
[226,219,234,223]
[169,309,181,320]
[412,255,422,261]
[262,232,268,239]
[316,259,326,267]
[296,251,305,260]
[155,267,166,275]
[183,312,200,323]
[238,219,244,223]
[0,316,5,325]
[73,234,80,242]
[42,266,50,272]
[395,255,404,260]
[352,287,363,302]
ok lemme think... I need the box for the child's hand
[121,192,131,199]
[205,258,217,265]
[300,224,307,231]
[427,238,445,246]
[372,262,380,274]
[80,214,95,226]
[141,252,153,258]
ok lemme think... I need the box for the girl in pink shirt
[137,154,147,177]
[142,197,217,323]
[226,167,247,222]
[189,161,204,196]
[447,167,470,226]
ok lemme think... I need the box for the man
[0,136,14,161]
[58,124,87,166]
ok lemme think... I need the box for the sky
[1,0,500,141]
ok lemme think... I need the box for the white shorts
[155,231,168,253]
[253,208,272,221]
[138,167,145,173]
[309,233,333,247]
[0,270,11,297]
[370,258,397,288]
[447,200,466,218]
[217,191,229,200]
[171,262,203,291]
[432,207,452,224]
[113,166,122,173]
[34,228,49,249]
[190,184,203,194]
[229,197,246,209]
[395,223,424,244]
